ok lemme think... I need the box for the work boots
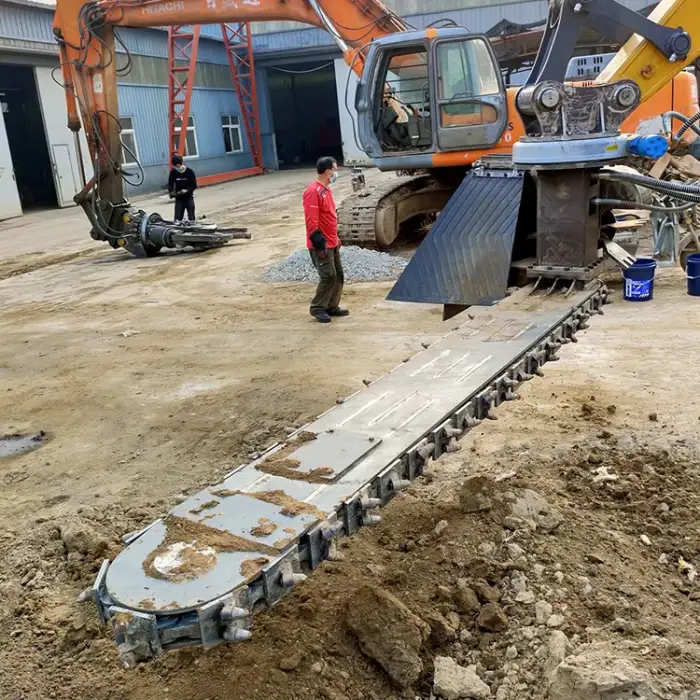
[310,308,349,323]
[311,311,332,323]
[328,307,349,317]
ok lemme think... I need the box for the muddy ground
[1,170,699,700]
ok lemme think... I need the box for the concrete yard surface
[1,169,700,700]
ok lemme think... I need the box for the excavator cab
[356,28,508,168]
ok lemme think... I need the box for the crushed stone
[263,246,408,284]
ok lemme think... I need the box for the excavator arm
[596,0,700,102]
[51,0,406,255]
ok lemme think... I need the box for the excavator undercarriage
[337,173,454,249]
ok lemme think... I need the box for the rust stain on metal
[250,517,277,538]
[240,557,270,580]
[189,499,219,515]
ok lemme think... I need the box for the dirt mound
[346,585,430,687]
[2,430,700,700]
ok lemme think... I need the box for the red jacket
[303,181,339,249]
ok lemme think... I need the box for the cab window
[375,47,432,152]
[436,39,500,127]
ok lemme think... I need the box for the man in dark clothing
[168,154,197,222]
[303,156,349,324]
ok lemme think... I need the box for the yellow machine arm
[597,0,700,102]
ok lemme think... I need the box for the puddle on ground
[0,431,49,459]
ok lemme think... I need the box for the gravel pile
[263,246,408,284]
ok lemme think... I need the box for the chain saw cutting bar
[83,281,609,668]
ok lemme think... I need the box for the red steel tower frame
[167,25,200,157]
[221,22,263,171]
[167,22,263,186]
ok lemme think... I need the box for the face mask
[330,171,339,184]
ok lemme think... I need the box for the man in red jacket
[303,157,349,324]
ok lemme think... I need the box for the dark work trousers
[309,247,344,315]
[174,196,195,222]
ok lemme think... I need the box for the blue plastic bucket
[623,258,656,301]
[688,253,700,297]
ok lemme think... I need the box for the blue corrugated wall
[117,79,276,196]
[0,2,276,196]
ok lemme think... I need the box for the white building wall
[34,65,93,207]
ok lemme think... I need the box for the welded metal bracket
[111,607,163,669]
[262,552,307,606]
[199,590,252,648]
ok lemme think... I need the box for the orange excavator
[53,0,698,257]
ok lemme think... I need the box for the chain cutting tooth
[504,391,519,401]
[281,572,307,588]
[326,541,345,561]
[120,650,138,670]
[224,628,252,643]
[321,522,343,540]
[362,514,382,526]
[445,437,461,453]
[220,606,249,621]
[417,443,435,461]
[361,497,381,509]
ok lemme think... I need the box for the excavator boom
[596,0,700,101]
[53,0,700,258]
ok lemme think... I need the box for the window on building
[119,116,139,167]
[173,115,199,158]
[222,115,243,154]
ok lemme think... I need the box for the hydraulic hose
[601,181,700,203]
[662,110,700,140]
[593,198,696,213]
[598,171,700,199]
[675,111,700,142]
